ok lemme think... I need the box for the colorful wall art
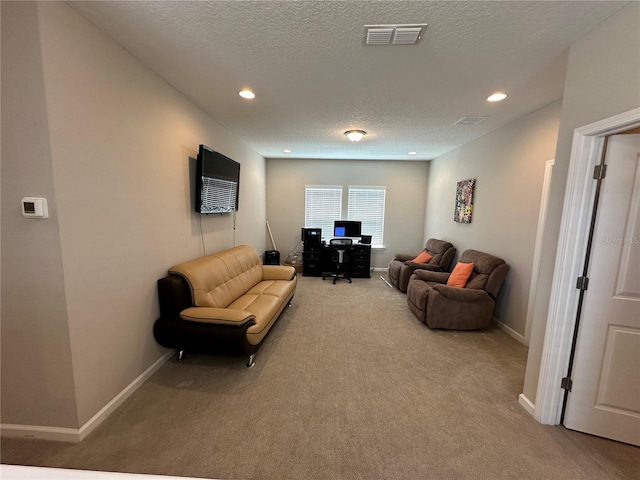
[454,178,475,223]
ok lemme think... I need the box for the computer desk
[302,240,371,278]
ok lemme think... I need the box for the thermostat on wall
[21,197,48,218]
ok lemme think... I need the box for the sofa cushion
[232,279,297,345]
[459,249,507,293]
[424,238,456,270]
[169,245,263,308]
[412,251,434,263]
[447,262,474,288]
[180,307,255,325]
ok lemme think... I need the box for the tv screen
[334,220,361,237]
[195,145,240,214]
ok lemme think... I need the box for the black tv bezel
[195,144,240,214]
[333,220,362,237]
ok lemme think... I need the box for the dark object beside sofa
[153,245,297,366]
[406,249,509,330]
[387,238,456,292]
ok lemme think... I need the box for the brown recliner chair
[406,249,509,330]
[388,238,456,292]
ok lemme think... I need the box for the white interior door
[563,134,640,446]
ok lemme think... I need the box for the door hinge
[593,164,607,180]
[576,276,589,291]
[561,377,573,391]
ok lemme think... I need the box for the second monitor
[334,220,361,238]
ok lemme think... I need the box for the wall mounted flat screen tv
[333,220,361,237]
[195,144,240,214]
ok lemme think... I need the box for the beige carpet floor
[2,275,639,479]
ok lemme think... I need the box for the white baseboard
[1,350,174,443]
[519,393,536,417]
[494,318,526,345]
[0,423,81,443]
[0,465,206,479]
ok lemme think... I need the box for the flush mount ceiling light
[487,92,507,102]
[344,130,366,142]
[238,89,255,99]
[283,149,292,153]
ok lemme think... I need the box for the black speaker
[360,235,372,244]
[263,250,280,265]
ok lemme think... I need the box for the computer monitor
[333,220,361,237]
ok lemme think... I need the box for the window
[305,186,342,242]
[348,186,386,246]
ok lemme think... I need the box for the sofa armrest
[262,265,296,281]
[405,261,443,272]
[180,307,256,325]
[414,270,450,284]
[393,253,414,262]
[431,284,489,302]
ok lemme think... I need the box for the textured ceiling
[69,1,629,160]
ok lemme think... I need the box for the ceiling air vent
[393,27,423,45]
[366,28,394,45]
[454,116,489,126]
[364,24,428,46]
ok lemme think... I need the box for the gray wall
[266,159,429,269]
[523,1,640,403]
[1,1,267,429]
[1,1,79,429]
[425,101,561,338]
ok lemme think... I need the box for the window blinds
[305,186,342,241]
[348,186,386,246]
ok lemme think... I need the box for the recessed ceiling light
[238,89,255,99]
[283,149,292,153]
[487,92,507,102]
[408,151,417,155]
[344,130,366,142]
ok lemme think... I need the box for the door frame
[524,158,555,347]
[534,107,640,425]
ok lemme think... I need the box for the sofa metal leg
[177,350,185,361]
[246,354,256,368]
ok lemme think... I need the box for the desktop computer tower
[301,228,321,243]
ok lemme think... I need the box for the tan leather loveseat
[153,245,297,366]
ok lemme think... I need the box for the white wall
[523,1,640,403]
[1,1,267,430]
[266,159,429,270]
[1,1,79,429]
[425,101,562,338]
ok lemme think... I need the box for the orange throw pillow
[447,262,474,288]
[412,251,433,263]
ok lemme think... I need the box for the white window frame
[348,186,386,247]
[304,186,342,242]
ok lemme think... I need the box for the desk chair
[323,238,353,284]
